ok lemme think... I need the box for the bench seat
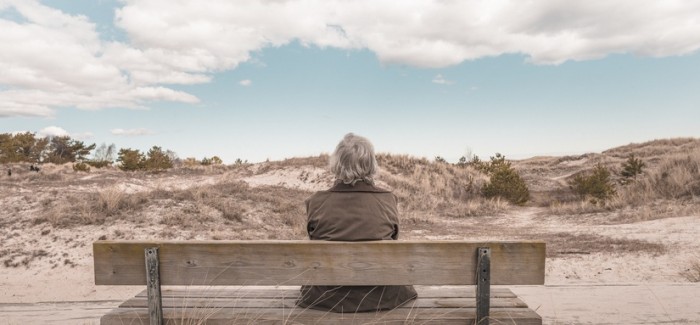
[102,286,541,324]
[94,240,545,325]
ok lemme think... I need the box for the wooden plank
[145,247,164,325]
[135,286,519,299]
[119,296,529,309]
[101,307,542,325]
[94,240,545,286]
[476,247,491,325]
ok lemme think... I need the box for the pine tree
[620,155,645,181]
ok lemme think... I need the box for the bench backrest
[94,240,545,286]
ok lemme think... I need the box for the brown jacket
[296,181,418,312]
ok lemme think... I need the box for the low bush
[143,146,173,171]
[86,160,111,168]
[72,162,90,172]
[570,164,616,203]
[620,155,645,183]
[479,154,530,205]
[117,148,144,171]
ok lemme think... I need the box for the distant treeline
[0,132,222,171]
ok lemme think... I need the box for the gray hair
[330,133,378,185]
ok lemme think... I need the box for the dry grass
[1,248,50,268]
[255,155,329,175]
[99,186,125,215]
[615,148,700,203]
[541,142,700,221]
[377,154,506,218]
[3,139,699,250]
[603,137,700,159]
[681,260,700,282]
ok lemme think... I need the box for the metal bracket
[145,247,163,325]
[476,247,491,325]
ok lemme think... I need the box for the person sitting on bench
[296,133,417,312]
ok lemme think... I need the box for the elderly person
[296,133,417,312]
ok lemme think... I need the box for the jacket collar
[329,180,390,193]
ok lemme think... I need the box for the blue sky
[1,1,699,163]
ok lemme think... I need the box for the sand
[1,162,699,324]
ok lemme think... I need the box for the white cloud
[239,79,252,86]
[432,74,453,85]
[2,0,700,117]
[35,126,93,139]
[113,0,700,68]
[37,126,69,137]
[0,1,201,118]
[111,128,155,136]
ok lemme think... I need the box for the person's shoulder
[369,188,398,203]
[305,190,332,204]
[368,189,393,201]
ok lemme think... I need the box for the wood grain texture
[145,247,164,325]
[119,296,528,309]
[476,247,491,325]
[101,307,542,325]
[94,240,545,286]
[134,286,519,299]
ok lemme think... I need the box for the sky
[1,0,699,163]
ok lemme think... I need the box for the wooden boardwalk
[1,284,699,324]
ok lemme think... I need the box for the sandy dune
[1,146,700,323]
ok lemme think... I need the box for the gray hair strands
[329,133,378,185]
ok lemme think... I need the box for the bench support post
[476,247,491,325]
[145,247,163,325]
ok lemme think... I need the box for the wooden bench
[94,240,545,324]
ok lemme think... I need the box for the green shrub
[45,136,96,164]
[456,156,468,167]
[86,160,111,168]
[570,163,616,202]
[72,162,91,172]
[480,153,530,205]
[620,155,645,182]
[183,157,199,167]
[470,154,494,174]
[117,148,144,171]
[210,156,223,165]
[143,146,173,171]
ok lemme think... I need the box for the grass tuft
[681,260,700,282]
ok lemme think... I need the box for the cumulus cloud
[37,126,69,137]
[111,128,155,136]
[114,0,700,68]
[0,1,201,118]
[239,79,252,86]
[35,126,93,139]
[2,0,700,117]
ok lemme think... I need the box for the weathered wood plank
[145,247,164,325]
[134,286,519,299]
[101,307,542,325]
[476,247,491,325]
[119,296,528,309]
[94,240,545,286]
